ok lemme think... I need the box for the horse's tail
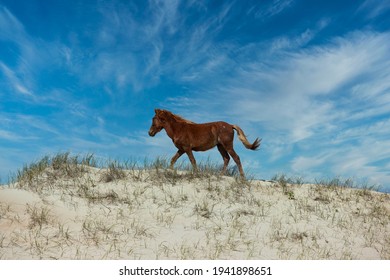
[232,125,261,150]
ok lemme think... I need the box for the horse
[148,109,261,178]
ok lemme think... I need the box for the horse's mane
[162,110,196,124]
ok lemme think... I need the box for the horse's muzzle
[148,130,156,137]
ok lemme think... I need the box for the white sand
[0,167,389,259]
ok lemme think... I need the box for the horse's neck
[163,118,181,139]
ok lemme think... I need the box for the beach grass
[0,153,389,260]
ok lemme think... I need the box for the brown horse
[148,109,261,177]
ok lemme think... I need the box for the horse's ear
[154,109,165,122]
[155,109,163,117]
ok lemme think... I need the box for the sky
[0,0,390,191]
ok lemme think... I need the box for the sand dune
[1,164,389,259]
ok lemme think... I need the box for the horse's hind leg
[170,150,184,169]
[217,144,230,175]
[224,145,245,177]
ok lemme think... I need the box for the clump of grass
[0,203,13,224]
[315,177,355,190]
[87,190,120,204]
[145,156,245,184]
[14,156,50,187]
[143,156,242,188]
[100,161,127,183]
[26,204,51,229]
[313,177,363,203]
[194,200,215,219]
[130,219,154,238]
[196,158,239,178]
[272,174,303,200]
[51,152,87,178]
[13,152,99,191]
[80,153,98,167]
[147,156,170,171]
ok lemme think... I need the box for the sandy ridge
[1,166,389,259]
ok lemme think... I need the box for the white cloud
[278,32,388,97]
[291,155,327,173]
[215,31,390,142]
[330,141,390,188]
[270,18,331,52]
[0,129,21,141]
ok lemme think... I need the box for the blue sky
[1,0,390,191]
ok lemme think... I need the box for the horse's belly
[175,126,220,152]
[193,146,210,152]
[192,140,218,151]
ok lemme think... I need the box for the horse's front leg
[170,150,184,169]
[185,149,198,172]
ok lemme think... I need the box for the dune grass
[0,152,389,260]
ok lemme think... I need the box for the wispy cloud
[0,6,25,42]
[63,1,173,92]
[358,0,390,19]
[0,5,71,101]
[0,62,34,97]
[0,129,22,141]
[61,1,235,93]
[253,0,294,20]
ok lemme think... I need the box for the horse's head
[148,109,165,136]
